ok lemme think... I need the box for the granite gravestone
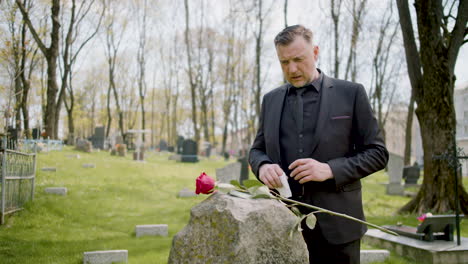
[75,139,93,153]
[216,162,242,184]
[181,139,198,162]
[403,163,421,185]
[168,193,308,264]
[386,152,404,195]
[90,126,105,149]
[176,136,184,154]
[159,139,168,151]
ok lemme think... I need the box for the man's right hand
[259,164,284,189]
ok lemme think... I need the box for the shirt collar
[287,69,323,95]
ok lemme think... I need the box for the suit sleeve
[327,84,389,190]
[249,94,273,179]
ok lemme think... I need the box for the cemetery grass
[0,148,466,263]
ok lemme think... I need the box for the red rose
[196,172,216,194]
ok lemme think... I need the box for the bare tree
[184,0,200,147]
[16,0,61,138]
[330,0,343,77]
[103,0,127,139]
[396,0,468,214]
[135,0,148,142]
[59,0,104,144]
[343,0,367,82]
[368,0,400,140]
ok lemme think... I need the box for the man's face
[276,36,319,88]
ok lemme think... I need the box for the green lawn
[0,147,466,263]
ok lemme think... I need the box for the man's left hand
[289,158,333,184]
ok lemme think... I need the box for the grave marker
[216,162,242,184]
[135,224,168,237]
[386,152,404,195]
[83,250,128,264]
[45,187,67,196]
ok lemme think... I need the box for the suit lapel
[270,85,288,164]
[310,74,333,154]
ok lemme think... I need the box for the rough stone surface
[45,187,67,196]
[360,250,390,264]
[216,162,242,183]
[177,188,196,198]
[135,224,168,237]
[82,163,96,168]
[168,193,309,264]
[76,139,93,153]
[117,144,127,157]
[83,250,128,264]
[41,167,57,172]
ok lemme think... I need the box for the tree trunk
[396,0,468,214]
[404,94,415,165]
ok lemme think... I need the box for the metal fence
[0,145,36,224]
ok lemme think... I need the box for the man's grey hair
[274,25,314,46]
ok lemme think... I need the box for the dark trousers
[302,223,361,264]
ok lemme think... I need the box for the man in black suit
[249,25,388,264]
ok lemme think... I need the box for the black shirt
[279,71,323,197]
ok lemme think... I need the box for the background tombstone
[176,136,184,154]
[216,162,242,184]
[89,126,105,149]
[75,139,93,153]
[403,162,421,185]
[117,144,127,157]
[32,128,40,139]
[168,193,308,264]
[181,139,198,162]
[159,139,168,152]
[237,149,250,183]
[386,152,405,195]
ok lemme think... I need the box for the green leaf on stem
[305,213,317,230]
[290,215,306,238]
[243,179,264,189]
[290,206,302,217]
[230,180,243,189]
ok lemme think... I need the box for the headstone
[177,188,196,198]
[176,136,184,154]
[82,163,96,168]
[167,146,175,152]
[168,193,309,264]
[181,139,198,163]
[237,155,249,183]
[42,167,57,172]
[83,250,128,264]
[403,164,421,185]
[159,139,168,151]
[360,250,390,264]
[135,224,168,237]
[386,152,405,195]
[32,128,39,139]
[216,162,242,183]
[133,151,144,161]
[117,144,127,157]
[90,126,105,149]
[76,139,93,153]
[45,187,67,196]
[66,154,80,159]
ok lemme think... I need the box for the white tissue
[276,173,292,198]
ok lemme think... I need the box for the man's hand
[289,158,333,184]
[259,163,284,189]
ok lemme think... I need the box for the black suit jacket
[249,73,388,244]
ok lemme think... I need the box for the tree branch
[396,0,422,96]
[447,0,468,71]
[15,0,47,55]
